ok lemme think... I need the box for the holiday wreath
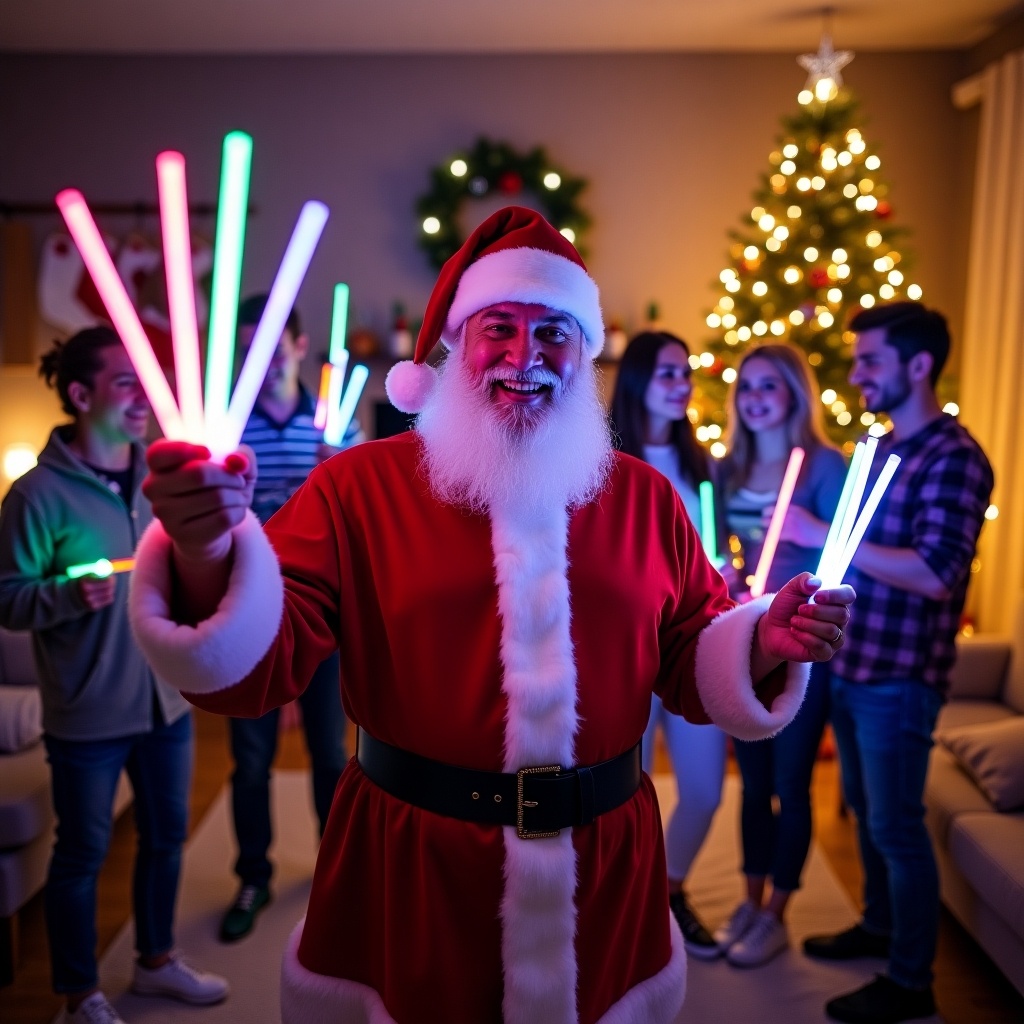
[415,137,590,270]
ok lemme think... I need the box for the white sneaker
[65,992,126,1024]
[131,952,229,1005]
[726,909,788,967]
[713,899,759,953]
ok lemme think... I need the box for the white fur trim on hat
[128,510,284,694]
[444,247,604,358]
[694,595,810,741]
[384,359,438,414]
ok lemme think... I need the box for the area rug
[84,770,939,1023]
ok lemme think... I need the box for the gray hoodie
[0,426,188,740]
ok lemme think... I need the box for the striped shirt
[241,385,363,525]
[831,414,993,695]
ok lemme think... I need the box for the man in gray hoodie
[0,327,227,1024]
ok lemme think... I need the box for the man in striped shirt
[219,295,363,943]
[800,303,993,1024]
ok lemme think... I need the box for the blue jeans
[44,711,193,996]
[830,675,942,989]
[229,652,346,887]
[733,660,831,892]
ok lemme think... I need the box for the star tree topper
[798,33,854,94]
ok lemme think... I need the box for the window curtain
[953,50,1024,633]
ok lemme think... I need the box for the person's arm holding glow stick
[749,447,805,599]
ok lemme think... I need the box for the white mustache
[482,367,562,389]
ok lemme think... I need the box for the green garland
[415,137,591,270]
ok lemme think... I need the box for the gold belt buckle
[516,764,562,840]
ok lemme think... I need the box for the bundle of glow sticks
[314,283,370,448]
[749,447,805,599]
[56,131,331,462]
[66,558,135,579]
[814,436,901,591]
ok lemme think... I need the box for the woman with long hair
[610,330,725,961]
[713,342,845,967]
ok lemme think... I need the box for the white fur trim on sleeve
[128,510,284,695]
[694,595,810,741]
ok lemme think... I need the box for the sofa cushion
[0,684,42,753]
[937,717,1024,812]
[926,746,996,846]
[0,743,54,848]
[936,699,1016,732]
[948,811,1024,940]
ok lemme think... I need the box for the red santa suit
[131,430,807,1024]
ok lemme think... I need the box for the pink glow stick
[313,363,332,430]
[749,446,805,599]
[56,189,184,440]
[156,151,205,443]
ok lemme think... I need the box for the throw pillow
[937,717,1024,812]
[0,684,43,753]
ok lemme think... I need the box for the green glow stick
[329,283,349,365]
[205,131,253,440]
[698,480,720,565]
[67,558,113,579]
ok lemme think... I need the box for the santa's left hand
[756,572,854,664]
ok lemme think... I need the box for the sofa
[0,626,130,986]
[925,600,1024,997]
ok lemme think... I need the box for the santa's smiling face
[461,302,584,432]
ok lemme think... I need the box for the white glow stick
[815,441,865,578]
[750,447,805,598]
[56,189,184,440]
[324,364,369,448]
[156,151,204,443]
[216,200,329,459]
[822,435,877,584]
[826,454,901,587]
[323,351,350,444]
[205,131,253,442]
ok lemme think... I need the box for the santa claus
[130,207,853,1024]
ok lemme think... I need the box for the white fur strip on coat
[128,510,284,694]
[694,594,810,741]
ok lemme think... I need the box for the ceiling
[1,0,1019,54]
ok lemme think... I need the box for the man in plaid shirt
[803,303,993,1024]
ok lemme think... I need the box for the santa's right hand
[143,439,257,562]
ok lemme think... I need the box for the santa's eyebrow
[478,310,516,321]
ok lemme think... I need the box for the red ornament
[710,358,725,374]
[808,267,830,289]
[875,201,892,219]
[498,171,523,195]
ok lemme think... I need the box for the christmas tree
[694,40,924,449]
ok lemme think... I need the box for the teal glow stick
[329,283,349,365]
[205,131,253,442]
[698,480,720,565]
[67,559,113,579]
[815,441,865,578]
[324,364,369,448]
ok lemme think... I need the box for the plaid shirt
[831,414,993,695]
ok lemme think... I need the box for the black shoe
[826,974,936,1023]
[804,923,890,961]
[219,884,271,943]
[669,891,720,960]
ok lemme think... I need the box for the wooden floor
[2,713,1023,1023]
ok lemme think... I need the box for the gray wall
[1,51,970,391]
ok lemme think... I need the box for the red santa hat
[386,206,604,414]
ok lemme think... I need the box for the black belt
[356,728,642,840]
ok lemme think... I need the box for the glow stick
[698,480,720,565]
[815,441,865,578]
[750,447,805,598]
[156,151,204,443]
[324,364,369,448]
[66,557,135,579]
[205,131,253,441]
[822,435,877,585]
[825,454,901,587]
[329,283,349,365]
[313,363,332,430]
[217,200,330,460]
[56,190,184,440]
[323,352,350,444]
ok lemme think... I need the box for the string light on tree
[696,31,926,445]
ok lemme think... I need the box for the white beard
[416,350,614,517]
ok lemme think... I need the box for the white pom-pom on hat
[385,359,438,414]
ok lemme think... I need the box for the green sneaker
[219,884,271,943]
